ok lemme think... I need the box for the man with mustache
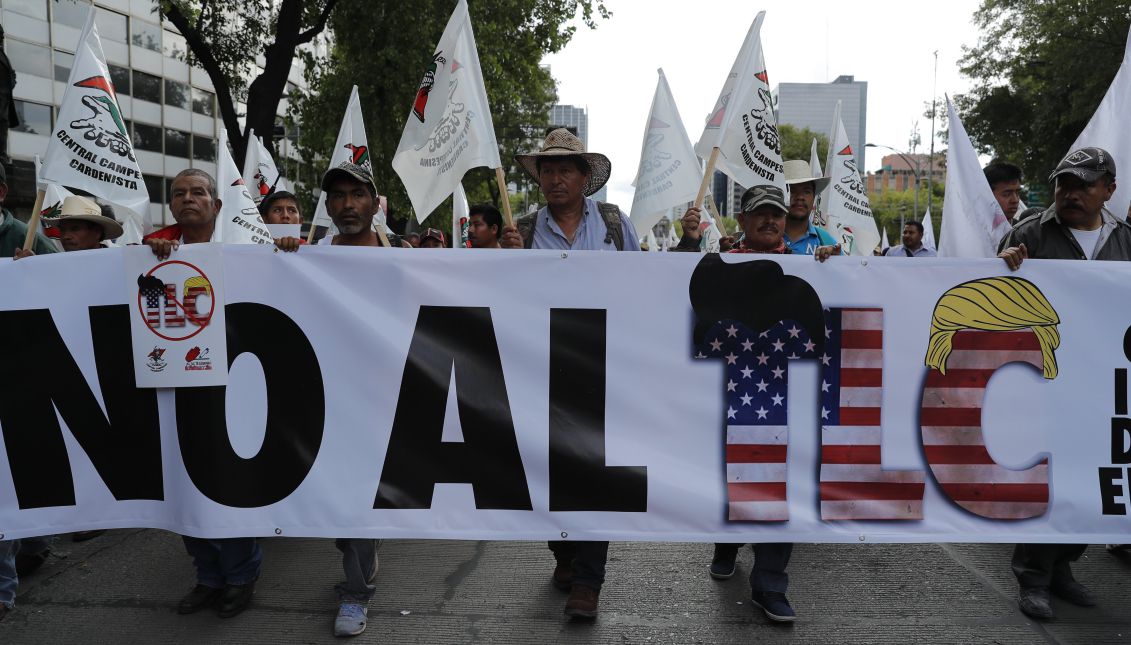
[998,146,1131,619]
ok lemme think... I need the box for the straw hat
[783,160,830,194]
[515,128,611,197]
[45,195,123,240]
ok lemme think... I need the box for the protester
[0,164,56,257]
[16,195,123,258]
[998,147,1131,620]
[259,190,303,225]
[883,221,936,257]
[419,228,446,248]
[983,162,1025,224]
[467,204,502,249]
[498,127,638,620]
[782,160,839,255]
[143,169,263,618]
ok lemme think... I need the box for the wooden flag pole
[495,167,514,227]
[694,147,721,209]
[305,216,318,244]
[22,190,47,252]
[374,219,392,247]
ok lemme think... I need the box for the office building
[548,102,606,202]
[773,75,868,170]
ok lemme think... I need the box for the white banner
[393,0,501,222]
[124,244,228,387]
[695,11,786,193]
[2,248,1131,544]
[630,69,702,235]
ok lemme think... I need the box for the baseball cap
[1049,147,1116,184]
[321,161,376,196]
[421,228,446,245]
[739,185,788,215]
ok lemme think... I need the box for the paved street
[0,530,1128,644]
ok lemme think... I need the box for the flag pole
[305,217,318,244]
[22,190,47,252]
[695,147,721,209]
[494,167,513,227]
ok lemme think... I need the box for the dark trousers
[548,540,608,591]
[181,536,262,588]
[1011,543,1087,588]
[715,542,793,593]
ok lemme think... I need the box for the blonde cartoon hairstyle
[925,277,1060,379]
[183,276,212,299]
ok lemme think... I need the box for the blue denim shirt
[530,198,641,251]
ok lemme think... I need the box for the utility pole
[926,50,938,219]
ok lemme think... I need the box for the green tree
[869,182,944,246]
[778,124,829,169]
[958,1,1130,184]
[159,0,342,165]
[293,1,609,232]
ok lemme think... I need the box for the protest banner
[393,0,508,225]
[1,249,1129,544]
[939,97,1011,258]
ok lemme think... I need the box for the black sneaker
[14,550,50,578]
[0,605,10,622]
[177,584,223,614]
[709,545,737,580]
[750,591,797,622]
[217,581,255,618]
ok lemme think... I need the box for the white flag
[311,85,372,232]
[242,136,281,205]
[938,98,1011,258]
[643,229,659,252]
[394,0,502,222]
[452,183,470,248]
[40,11,149,217]
[810,138,823,177]
[36,154,144,246]
[881,226,890,250]
[922,208,937,250]
[215,129,273,245]
[668,219,680,249]
[824,101,880,255]
[1069,25,1131,221]
[630,69,704,235]
[695,11,786,193]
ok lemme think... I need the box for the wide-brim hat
[515,128,611,197]
[45,195,123,240]
[783,159,830,194]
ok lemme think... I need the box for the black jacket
[998,206,1131,261]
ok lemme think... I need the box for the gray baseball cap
[1049,147,1116,184]
[321,161,376,196]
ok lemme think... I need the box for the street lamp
[865,142,922,233]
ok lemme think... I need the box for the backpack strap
[596,201,625,251]
[515,211,538,249]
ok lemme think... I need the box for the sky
[542,0,986,209]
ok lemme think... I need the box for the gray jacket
[998,205,1131,261]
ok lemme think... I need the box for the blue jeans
[0,535,55,609]
[715,542,792,593]
[181,537,262,588]
[548,541,608,591]
[334,538,380,604]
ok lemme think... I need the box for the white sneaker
[334,602,367,637]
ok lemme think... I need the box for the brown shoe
[564,585,599,619]
[552,563,572,591]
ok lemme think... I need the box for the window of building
[191,88,215,117]
[13,100,52,135]
[6,0,48,20]
[163,79,190,110]
[165,128,190,158]
[109,64,130,96]
[163,30,187,60]
[131,19,161,52]
[51,0,90,29]
[192,135,215,162]
[132,122,163,154]
[94,7,128,43]
[143,174,164,205]
[132,70,161,103]
[53,49,74,83]
[6,39,52,78]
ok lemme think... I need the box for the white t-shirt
[1069,226,1103,259]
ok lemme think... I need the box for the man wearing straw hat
[501,127,640,252]
[499,128,640,621]
[15,195,122,257]
[782,159,839,256]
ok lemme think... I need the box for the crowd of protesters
[1,126,1127,634]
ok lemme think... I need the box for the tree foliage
[293,1,609,232]
[778,124,828,169]
[958,0,1130,183]
[158,0,341,165]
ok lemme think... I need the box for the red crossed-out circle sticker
[135,260,216,342]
